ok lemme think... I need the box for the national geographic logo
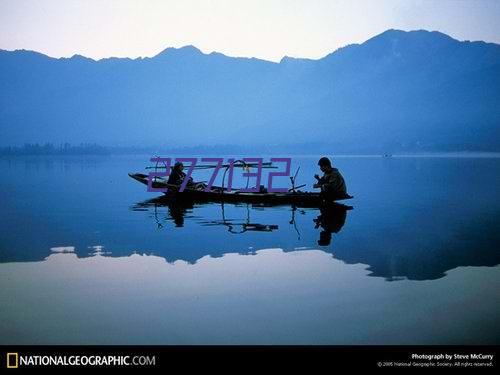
[6,353,18,368]
[3,352,156,368]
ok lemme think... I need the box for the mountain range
[1,29,499,152]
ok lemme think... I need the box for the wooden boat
[128,172,353,207]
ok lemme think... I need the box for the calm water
[0,154,499,344]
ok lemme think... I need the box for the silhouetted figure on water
[313,157,348,202]
[167,162,193,187]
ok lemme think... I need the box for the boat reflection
[130,198,500,281]
[131,196,352,243]
[6,194,498,282]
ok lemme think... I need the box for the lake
[0,154,499,344]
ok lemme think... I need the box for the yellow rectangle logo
[6,353,18,369]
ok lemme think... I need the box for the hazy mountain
[1,29,499,152]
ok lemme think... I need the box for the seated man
[313,157,348,201]
[167,162,193,187]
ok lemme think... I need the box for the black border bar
[1,345,498,371]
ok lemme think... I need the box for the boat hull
[128,173,352,207]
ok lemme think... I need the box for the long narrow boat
[128,173,353,207]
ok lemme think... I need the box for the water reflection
[314,204,347,246]
[1,156,499,283]
[130,199,500,282]
[1,248,498,344]
[132,197,352,247]
[3,195,500,282]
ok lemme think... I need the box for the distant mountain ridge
[1,29,499,152]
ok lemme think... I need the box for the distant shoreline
[2,142,500,158]
[1,150,500,159]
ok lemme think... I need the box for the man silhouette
[313,157,348,201]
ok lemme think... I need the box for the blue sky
[1,0,499,61]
